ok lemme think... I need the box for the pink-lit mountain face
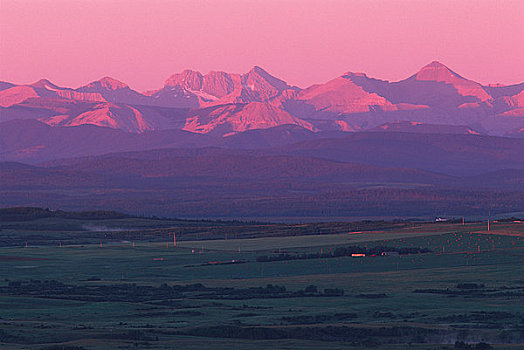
[1,62,523,135]
[183,102,315,135]
[148,66,298,108]
[410,61,492,102]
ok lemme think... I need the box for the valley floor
[0,220,523,349]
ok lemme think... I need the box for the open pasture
[0,220,523,349]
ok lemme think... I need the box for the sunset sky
[1,0,523,92]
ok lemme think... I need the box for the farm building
[381,251,399,256]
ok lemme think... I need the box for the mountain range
[1,62,523,220]
[1,61,523,137]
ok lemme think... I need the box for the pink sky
[1,0,523,92]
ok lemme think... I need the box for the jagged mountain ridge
[1,62,523,135]
[155,65,297,106]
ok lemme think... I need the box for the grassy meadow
[0,214,523,349]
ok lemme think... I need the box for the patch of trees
[194,259,248,267]
[281,312,357,325]
[176,324,449,345]
[413,286,524,298]
[323,288,345,296]
[436,311,517,323]
[0,207,132,222]
[40,346,88,350]
[495,217,524,223]
[98,329,156,341]
[454,341,493,349]
[373,311,397,318]
[0,206,269,226]
[208,284,345,299]
[175,324,523,345]
[2,281,345,302]
[256,245,431,262]
[356,293,388,299]
[456,283,485,289]
[171,310,204,316]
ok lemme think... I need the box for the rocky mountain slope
[2,62,522,136]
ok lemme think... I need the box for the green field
[1,214,523,349]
